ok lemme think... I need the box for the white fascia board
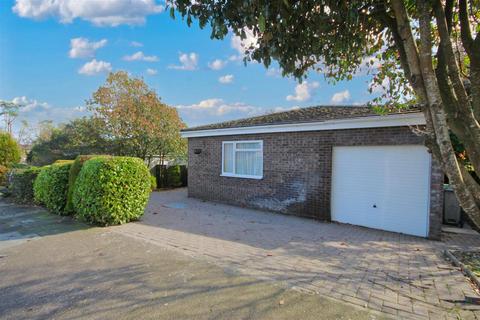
[180,113,426,138]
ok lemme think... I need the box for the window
[222,141,263,179]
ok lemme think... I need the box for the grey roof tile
[182,105,420,132]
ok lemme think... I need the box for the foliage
[0,132,21,167]
[0,165,8,186]
[87,71,187,164]
[33,163,72,215]
[72,156,151,226]
[27,117,108,166]
[54,160,74,165]
[168,0,480,228]
[166,165,183,188]
[150,175,157,191]
[65,155,106,214]
[9,167,40,203]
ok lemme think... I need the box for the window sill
[220,174,263,180]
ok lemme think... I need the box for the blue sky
[0,0,380,134]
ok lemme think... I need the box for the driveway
[0,200,383,320]
[115,188,480,320]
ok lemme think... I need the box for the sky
[0,0,381,135]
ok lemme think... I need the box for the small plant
[73,156,151,226]
[33,162,72,215]
[150,174,157,191]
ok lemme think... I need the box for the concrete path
[0,199,383,320]
[115,189,480,320]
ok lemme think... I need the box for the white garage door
[331,145,431,237]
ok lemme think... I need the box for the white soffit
[180,113,426,138]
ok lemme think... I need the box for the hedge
[65,155,105,214]
[72,156,151,226]
[9,167,40,203]
[33,162,72,215]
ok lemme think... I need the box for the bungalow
[180,106,443,239]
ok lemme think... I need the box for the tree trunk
[390,0,480,229]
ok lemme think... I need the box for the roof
[181,105,420,132]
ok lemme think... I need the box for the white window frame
[221,140,263,179]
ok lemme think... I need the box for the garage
[331,145,432,237]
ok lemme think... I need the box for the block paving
[115,189,480,319]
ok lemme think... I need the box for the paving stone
[115,189,480,320]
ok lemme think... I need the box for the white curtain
[223,143,234,173]
[235,150,262,176]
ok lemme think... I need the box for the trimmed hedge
[72,156,151,226]
[65,155,105,214]
[9,167,40,203]
[33,163,72,215]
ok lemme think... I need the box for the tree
[169,0,480,228]
[0,100,24,134]
[27,117,108,166]
[0,132,21,167]
[87,71,186,165]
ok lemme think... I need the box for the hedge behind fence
[73,156,151,226]
[9,167,41,203]
[152,164,187,188]
[33,162,72,215]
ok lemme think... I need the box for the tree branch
[459,0,474,57]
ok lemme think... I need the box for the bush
[65,155,105,214]
[166,165,182,187]
[73,156,151,226]
[0,165,8,186]
[0,132,21,167]
[9,167,40,203]
[33,163,72,215]
[54,159,74,165]
[150,175,157,191]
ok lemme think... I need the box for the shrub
[65,155,105,214]
[73,156,151,226]
[9,167,40,203]
[33,163,72,215]
[53,159,74,165]
[166,165,182,188]
[0,132,21,167]
[150,175,157,191]
[0,165,8,186]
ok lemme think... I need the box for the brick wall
[187,126,443,239]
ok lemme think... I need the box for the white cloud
[168,52,199,71]
[208,59,227,70]
[78,59,112,75]
[176,99,258,126]
[130,41,143,47]
[330,90,351,104]
[12,96,50,112]
[69,37,107,59]
[286,81,320,102]
[231,29,258,56]
[218,74,234,84]
[123,51,158,62]
[12,0,164,27]
[146,68,157,75]
[7,96,89,136]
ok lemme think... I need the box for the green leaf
[258,14,266,33]
[170,7,175,19]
